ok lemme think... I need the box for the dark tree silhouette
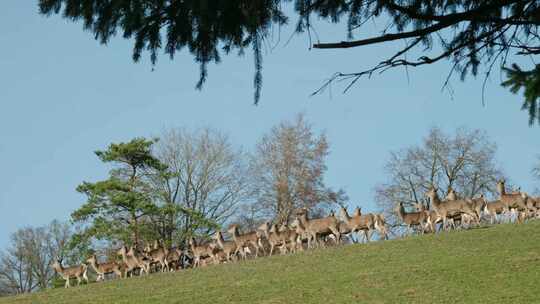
[38,1,540,124]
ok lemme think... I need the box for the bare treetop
[248,114,347,224]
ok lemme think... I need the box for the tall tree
[248,114,347,224]
[375,127,505,230]
[147,128,249,244]
[72,138,165,246]
[38,1,540,124]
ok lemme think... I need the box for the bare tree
[148,128,249,244]
[248,114,347,224]
[0,230,36,294]
[375,127,505,232]
[0,220,72,295]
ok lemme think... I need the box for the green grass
[2,221,540,304]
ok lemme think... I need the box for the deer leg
[364,230,371,242]
[330,228,341,245]
[237,247,245,260]
[254,242,260,257]
[257,239,264,255]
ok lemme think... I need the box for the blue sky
[0,2,538,248]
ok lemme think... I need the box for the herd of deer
[397,180,540,234]
[52,179,540,288]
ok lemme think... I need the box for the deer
[425,187,478,230]
[446,188,459,201]
[143,243,169,272]
[349,207,388,241]
[483,200,509,224]
[188,237,216,267]
[117,246,149,277]
[347,206,384,241]
[338,207,378,242]
[86,254,124,281]
[468,194,488,223]
[425,210,443,232]
[352,206,362,217]
[526,197,540,219]
[294,209,341,248]
[290,216,311,248]
[395,202,430,235]
[446,188,488,228]
[373,213,389,240]
[227,224,264,259]
[212,231,239,262]
[496,180,529,222]
[129,246,151,273]
[166,248,183,271]
[51,259,88,288]
[278,223,302,252]
[258,222,300,255]
[334,220,356,243]
[257,222,283,255]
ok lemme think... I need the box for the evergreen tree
[38,1,540,124]
[72,138,165,246]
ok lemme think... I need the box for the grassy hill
[2,221,540,304]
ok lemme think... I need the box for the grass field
[2,221,539,304]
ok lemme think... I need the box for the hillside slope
[2,221,540,304]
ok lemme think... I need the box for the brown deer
[258,222,284,255]
[188,237,216,267]
[227,225,264,258]
[374,213,389,240]
[352,206,362,217]
[51,259,88,288]
[268,223,300,254]
[212,231,238,262]
[166,248,183,271]
[483,200,509,224]
[426,187,478,230]
[446,188,459,201]
[395,202,430,235]
[290,216,311,248]
[468,194,488,222]
[296,209,341,248]
[526,197,540,218]
[338,207,376,242]
[496,180,529,221]
[143,243,169,272]
[117,246,149,276]
[86,254,123,281]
